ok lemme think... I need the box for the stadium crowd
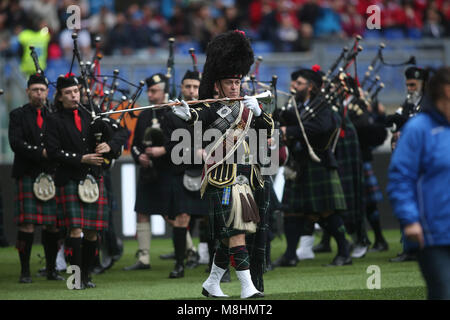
[0,0,450,61]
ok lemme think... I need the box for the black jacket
[9,104,54,179]
[163,109,203,176]
[279,101,340,169]
[45,106,128,186]
[131,108,170,173]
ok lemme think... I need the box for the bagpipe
[66,32,146,169]
[29,46,57,113]
[100,39,274,118]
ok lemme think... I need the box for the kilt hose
[14,176,57,226]
[282,160,347,215]
[167,174,209,220]
[246,175,271,292]
[334,119,368,243]
[56,177,109,231]
[363,161,383,205]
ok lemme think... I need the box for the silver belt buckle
[235,175,249,185]
[217,106,232,118]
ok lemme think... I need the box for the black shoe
[83,279,96,288]
[220,268,231,283]
[91,266,105,275]
[313,242,332,253]
[324,255,352,266]
[273,255,297,268]
[47,270,65,281]
[169,264,184,278]
[123,261,151,271]
[389,252,417,262]
[368,241,389,253]
[248,292,265,298]
[186,250,200,269]
[19,274,32,283]
[159,252,176,260]
[36,267,47,277]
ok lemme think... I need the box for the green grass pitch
[0,229,426,300]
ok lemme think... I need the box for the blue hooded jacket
[388,96,450,247]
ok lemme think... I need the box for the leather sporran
[33,173,56,201]
[283,165,297,181]
[78,174,99,203]
[183,169,202,192]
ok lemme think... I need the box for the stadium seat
[363,29,382,39]
[252,41,274,54]
[384,28,406,40]
[176,41,202,55]
[407,28,422,39]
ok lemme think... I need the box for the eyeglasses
[148,89,163,94]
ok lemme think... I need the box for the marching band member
[9,74,64,283]
[172,30,274,298]
[45,74,127,289]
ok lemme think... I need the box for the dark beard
[295,88,308,104]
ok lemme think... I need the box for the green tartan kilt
[56,177,109,231]
[14,176,58,226]
[205,182,268,241]
[282,161,347,214]
[334,123,366,235]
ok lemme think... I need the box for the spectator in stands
[258,1,279,43]
[89,0,115,16]
[189,2,214,52]
[17,18,51,76]
[59,26,91,59]
[314,0,345,39]
[28,0,60,34]
[142,4,168,50]
[104,12,131,55]
[3,0,30,32]
[168,4,191,41]
[127,10,151,55]
[224,3,240,30]
[274,0,300,52]
[340,1,366,37]
[297,0,321,28]
[422,7,446,38]
[88,5,116,35]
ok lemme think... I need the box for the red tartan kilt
[56,177,109,231]
[14,176,58,226]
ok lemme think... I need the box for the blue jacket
[387,97,450,247]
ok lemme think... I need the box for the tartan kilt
[56,177,109,231]
[167,174,209,220]
[282,161,347,214]
[205,182,268,241]
[14,176,58,226]
[134,169,172,215]
[363,161,383,204]
[334,121,366,235]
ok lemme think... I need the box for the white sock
[137,222,151,264]
[296,235,315,260]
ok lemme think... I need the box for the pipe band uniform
[9,73,64,283]
[44,74,128,289]
[172,30,274,299]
